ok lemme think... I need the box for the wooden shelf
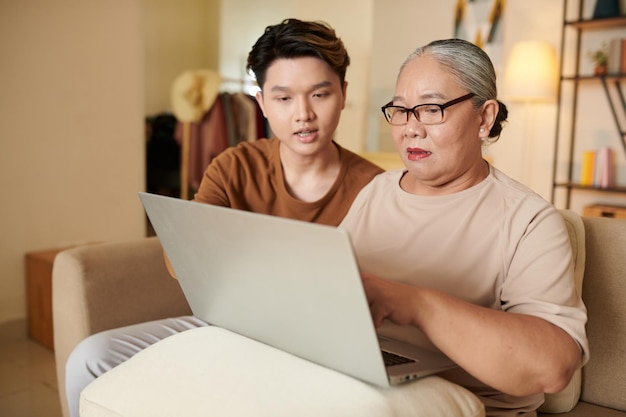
[566,16,626,30]
[561,74,626,80]
[554,182,626,193]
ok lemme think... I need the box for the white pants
[65,315,207,417]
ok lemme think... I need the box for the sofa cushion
[578,216,626,412]
[80,326,485,417]
[540,401,626,417]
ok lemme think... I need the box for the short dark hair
[246,18,350,90]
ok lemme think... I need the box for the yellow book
[581,151,596,186]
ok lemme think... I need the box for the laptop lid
[139,192,455,387]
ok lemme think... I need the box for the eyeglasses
[380,93,475,126]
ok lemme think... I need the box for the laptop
[139,192,457,387]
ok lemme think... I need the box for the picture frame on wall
[454,0,505,71]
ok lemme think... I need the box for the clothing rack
[179,74,245,200]
[178,79,260,200]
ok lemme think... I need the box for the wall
[491,0,562,201]
[0,1,145,334]
[367,0,457,153]
[3,0,623,332]
[144,0,221,116]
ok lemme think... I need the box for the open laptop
[139,192,457,387]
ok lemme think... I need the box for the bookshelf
[551,0,626,209]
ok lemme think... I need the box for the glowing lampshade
[504,41,558,102]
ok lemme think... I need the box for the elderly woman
[339,38,588,417]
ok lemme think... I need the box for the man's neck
[280,142,342,202]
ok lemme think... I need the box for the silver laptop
[139,192,457,387]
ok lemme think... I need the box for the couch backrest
[579,216,626,411]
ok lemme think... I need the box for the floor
[0,337,63,417]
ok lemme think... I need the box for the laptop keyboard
[382,350,417,367]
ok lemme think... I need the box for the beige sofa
[52,237,192,417]
[52,213,626,416]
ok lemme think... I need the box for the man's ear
[341,81,348,110]
[255,90,267,118]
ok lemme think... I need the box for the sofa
[52,237,192,417]
[51,211,626,416]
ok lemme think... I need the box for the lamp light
[499,41,558,198]
[503,41,558,102]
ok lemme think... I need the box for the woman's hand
[361,272,420,328]
[362,272,581,396]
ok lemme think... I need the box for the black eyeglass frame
[380,92,476,125]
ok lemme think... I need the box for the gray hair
[400,38,508,141]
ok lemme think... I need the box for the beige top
[340,166,589,416]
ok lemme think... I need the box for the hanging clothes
[231,92,257,144]
[175,92,265,192]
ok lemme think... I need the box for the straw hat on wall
[171,69,222,123]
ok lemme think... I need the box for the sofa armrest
[538,210,586,414]
[52,236,191,417]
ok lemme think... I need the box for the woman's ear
[479,99,498,134]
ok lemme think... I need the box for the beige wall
[144,0,221,116]
[367,0,456,154]
[0,1,145,330]
[489,0,562,201]
[2,0,624,331]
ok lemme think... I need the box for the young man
[63,18,383,417]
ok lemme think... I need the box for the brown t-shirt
[193,138,384,226]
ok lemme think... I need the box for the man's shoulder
[339,146,385,175]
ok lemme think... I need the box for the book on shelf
[607,38,626,74]
[581,150,596,186]
[595,146,616,188]
[581,147,616,188]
